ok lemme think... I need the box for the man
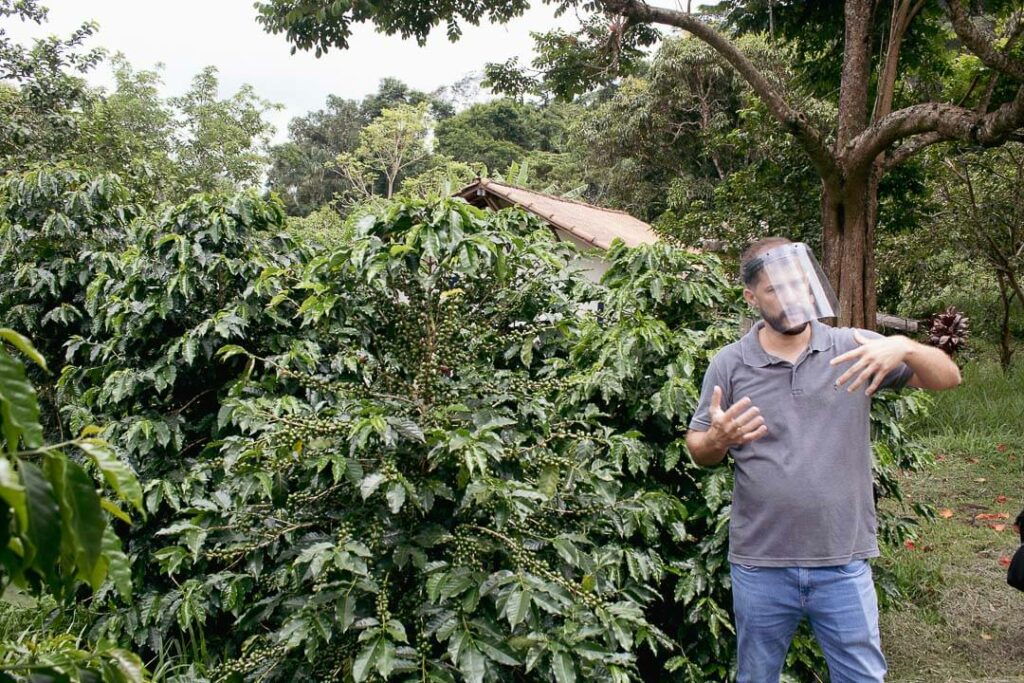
[686,237,961,682]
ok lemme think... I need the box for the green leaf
[19,459,60,577]
[0,456,27,532]
[216,344,250,360]
[0,348,44,452]
[353,636,385,683]
[506,589,531,628]
[386,482,406,513]
[77,438,144,515]
[538,465,559,498]
[0,329,47,372]
[360,473,385,499]
[375,639,397,677]
[459,644,486,683]
[520,335,535,367]
[551,650,576,683]
[100,498,132,524]
[101,523,132,599]
[104,649,145,683]
[60,459,107,584]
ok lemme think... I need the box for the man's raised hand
[707,385,767,449]
[830,331,911,396]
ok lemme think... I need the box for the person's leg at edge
[805,560,887,683]
[730,563,804,683]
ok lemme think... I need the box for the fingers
[864,371,886,397]
[739,424,768,444]
[830,346,864,367]
[710,385,722,414]
[845,368,875,393]
[734,405,761,429]
[709,395,765,447]
[830,332,875,366]
[721,396,752,420]
[835,357,870,388]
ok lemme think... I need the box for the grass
[879,355,1024,683]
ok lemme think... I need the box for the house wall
[552,228,609,283]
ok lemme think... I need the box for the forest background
[0,0,1022,681]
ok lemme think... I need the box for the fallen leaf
[996,443,1008,453]
[976,512,1010,521]
[999,555,1011,568]
[939,508,955,519]
[988,523,1006,532]
[996,495,1007,504]
[981,632,993,641]
[936,454,947,462]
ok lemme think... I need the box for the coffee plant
[0,168,933,681]
[0,329,145,681]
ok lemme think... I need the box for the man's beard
[762,309,809,335]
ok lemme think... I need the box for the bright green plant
[0,328,146,682]
[1,173,935,681]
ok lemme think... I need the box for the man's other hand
[707,385,768,449]
[830,331,910,396]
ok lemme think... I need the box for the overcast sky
[7,2,688,142]
[5,1,599,142]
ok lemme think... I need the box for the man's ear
[742,287,757,308]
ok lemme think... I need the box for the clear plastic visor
[745,243,838,329]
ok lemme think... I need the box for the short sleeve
[852,328,914,391]
[689,353,732,431]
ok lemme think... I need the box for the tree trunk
[821,173,877,330]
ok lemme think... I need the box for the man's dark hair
[740,237,792,286]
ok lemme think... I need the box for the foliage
[284,205,351,251]
[434,99,572,178]
[1,8,275,201]
[396,156,481,201]
[331,102,434,202]
[484,14,659,101]
[254,1,534,54]
[267,95,363,216]
[0,329,146,681]
[112,196,743,681]
[0,0,104,171]
[267,79,453,216]
[935,144,1024,371]
[70,56,179,204]
[0,157,939,680]
[0,168,142,395]
[167,67,279,195]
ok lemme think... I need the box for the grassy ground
[879,356,1024,683]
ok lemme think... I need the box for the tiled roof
[456,178,660,250]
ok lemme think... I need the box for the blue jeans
[730,560,886,683]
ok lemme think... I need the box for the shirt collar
[740,319,834,367]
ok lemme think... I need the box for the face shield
[742,242,838,332]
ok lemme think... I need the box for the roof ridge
[479,178,643,220]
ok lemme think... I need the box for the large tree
[255,0,1024,328]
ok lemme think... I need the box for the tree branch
[884,14,1024,170]
[882,131,946,169]
[946,0,1024,81]
[851,86,1024,170]
[600,0,840,185]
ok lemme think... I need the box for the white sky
[4,1,572,142]
[7,1,688,142]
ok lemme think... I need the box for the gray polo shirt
[688,320,913,567]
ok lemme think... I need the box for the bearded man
[686,237,961,682]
